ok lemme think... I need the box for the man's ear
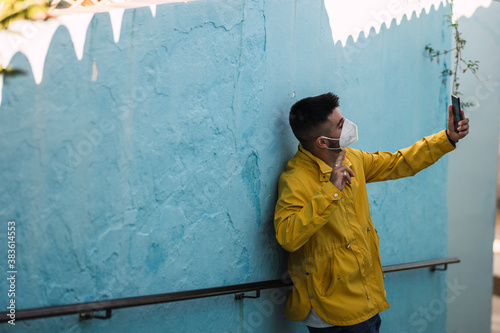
[315,136,329,149]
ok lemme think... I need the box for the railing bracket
[79,309,112,321]
[235,290,261,300]
[430,264,448,272]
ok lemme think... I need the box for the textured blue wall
[0,0,452,332]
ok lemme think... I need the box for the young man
[273,93,469,332]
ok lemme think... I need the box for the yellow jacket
[274,130,455,326]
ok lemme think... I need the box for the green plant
[424,0,479,108]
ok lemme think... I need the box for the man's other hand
[447,104,470,143]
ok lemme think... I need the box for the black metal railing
[0,257,460,323]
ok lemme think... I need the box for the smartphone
[451,95,463,132]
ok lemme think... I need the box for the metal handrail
[0,256,459,323]
[383,257,460,273]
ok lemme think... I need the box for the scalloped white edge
[58,13,94,60]
[149,4,157,17]
[325,0,494,46]
[109,9,125,43]
[0,0,194,106]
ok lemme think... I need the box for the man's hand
[447,104,470,143]
[329,150,355,191]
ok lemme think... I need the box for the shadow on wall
[0,0,453,332]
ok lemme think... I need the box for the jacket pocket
[319,251,335,296]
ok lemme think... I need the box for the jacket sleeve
[274,176,342,252]
[362,130,456,183]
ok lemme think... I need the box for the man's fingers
[330,164,355,190]
[335,165,354,177]
[335,150,346,166]
[457,116,469,132]
[458,115,468,127]
[344,173,352,184]
[338,166,355,178]
[345,166,355,177]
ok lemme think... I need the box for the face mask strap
[320,136,342,150]
[320,136,340,141]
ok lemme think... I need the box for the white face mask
[321,119,358,150]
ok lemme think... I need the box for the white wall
[447,3,500,332]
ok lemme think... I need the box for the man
[273,93,469,332]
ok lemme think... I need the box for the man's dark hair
[289,93,339,148]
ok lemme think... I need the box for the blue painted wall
[0,0,455,332]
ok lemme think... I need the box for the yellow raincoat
[274,130,455,326]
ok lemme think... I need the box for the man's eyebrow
[337,117,344,127]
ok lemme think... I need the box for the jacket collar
[297,144,352,182]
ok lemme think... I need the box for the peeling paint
[241,152,262,227]
[92,59,99,81]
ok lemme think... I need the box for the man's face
[326,107,345,139]
[318,107,345,150]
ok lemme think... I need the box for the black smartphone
[451,95,463,131]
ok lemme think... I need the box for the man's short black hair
[289,92,339,148]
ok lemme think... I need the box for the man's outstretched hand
[447,104,470,143]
